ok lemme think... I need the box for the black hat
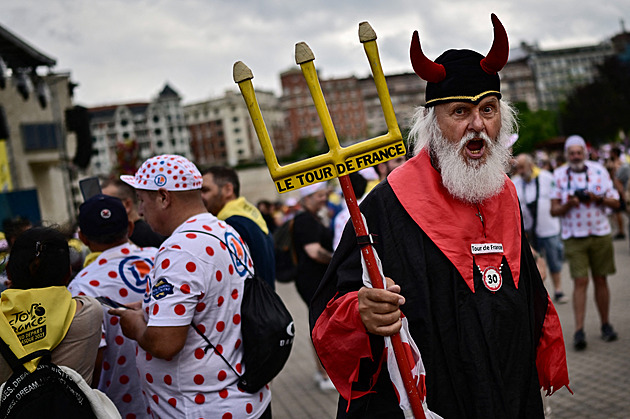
[410,14,509,107]
[79,194,128,238]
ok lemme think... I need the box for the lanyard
[566,167,588,192]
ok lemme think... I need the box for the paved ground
[269,234,630,418]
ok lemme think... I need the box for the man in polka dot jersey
[551,135,620,351]
[69,193,157,418]
[112,155,272,418]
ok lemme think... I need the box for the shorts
[536,235,564,274]
[563,234,616,278]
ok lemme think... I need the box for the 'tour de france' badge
[482,266,502,292]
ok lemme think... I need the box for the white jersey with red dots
[69,242,157,419]
[138,213,271,418]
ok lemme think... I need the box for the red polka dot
[117,356,126,365]
[152,395,159,404]
[181,284,191,294]
[218,370,227,381]
[196,302,206,312]
[196,324,206,334]
[259,392,263,402]
[193,374,204,385]
[164,375,172,385]
[153,304,160,315]
[231,289,239,300]
[222,414,233,419]
[161,259,170,269]
[216,321,225,332]
[120,375,129,384]
[122,393,132,403]
[194,348,205,359]
[99,259,107,265]
[203,225,212,231]
[219,389,228,399]
[110,316,119,326]
[220,242,227,250]
[195,394,205,404]
[115,336,124,345]
[146,373,153,383]
[174,304,186,315]
[236,363,242,374]
[229,265,234,275]
[168,398,177,407]
[233,314,241,324]
[119,288,128,297]
[215,344,223,355]
[108,271,117,278]
[103,361,111,371]
[78,291,85,295]
[206,246,214,256]
[217,296,224,306]
[246,403,253,414]
[186,217,196,223]
[146,352,152,361]
[186,233,197,239]
[235,339,241,349]
[186,262,196,272]
[171,245,181,249]
[89,280,100,287]
[80,271,88,277]
[216,271,223,281]
[121,248,130,254]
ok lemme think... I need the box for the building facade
[184,89,286,168]
[88,84,192,177]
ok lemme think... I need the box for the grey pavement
[270,233,630,418]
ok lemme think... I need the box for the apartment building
[88,83,192,177]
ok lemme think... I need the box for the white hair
[407,100,518,204]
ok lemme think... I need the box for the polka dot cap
[120,154,202,191]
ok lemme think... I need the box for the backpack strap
[0,336,24,373]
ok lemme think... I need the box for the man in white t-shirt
[513,154,568,304]
[551,136,620,351]
[69,194,156,418]
[112,155,272,418]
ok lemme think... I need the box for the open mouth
[465,139,485,159]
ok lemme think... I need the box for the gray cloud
[3,0,627,106]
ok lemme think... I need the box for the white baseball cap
[120,154,203,191]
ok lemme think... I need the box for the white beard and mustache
[430,130,511,204]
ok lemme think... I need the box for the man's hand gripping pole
[233,22,425,419]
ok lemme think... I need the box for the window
[21,123,60,151]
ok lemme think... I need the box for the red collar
[388,149,522,292]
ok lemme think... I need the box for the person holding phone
[68,194,157,418]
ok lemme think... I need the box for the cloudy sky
[3,0,627,107]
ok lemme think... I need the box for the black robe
[310,152,569,419]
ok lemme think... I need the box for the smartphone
[95,296,128,310]
[79,177,102,201]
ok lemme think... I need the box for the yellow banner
[0,140,12,192]
[275,140,406,193]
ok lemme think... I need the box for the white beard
[431,131,510,204]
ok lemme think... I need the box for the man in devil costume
[310,14,570,418]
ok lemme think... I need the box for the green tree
[560,56,630,145]
[512,102,559,154]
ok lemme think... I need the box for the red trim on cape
[312,292,385,406]
[537,294,572,395]
[388,149,522,292]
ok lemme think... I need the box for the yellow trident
[234,22,427,419]
[233,22,405,194]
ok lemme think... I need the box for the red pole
[338,174,426,419]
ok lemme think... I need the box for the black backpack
[182,230,295,393]
[273,217,298,283]
[0,340,96,419]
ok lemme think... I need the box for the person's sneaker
[601,323,618,342]
[573,329,587,351]
[554,292,569,304]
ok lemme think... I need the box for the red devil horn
[410,30,446,83]
[480,13,509,74]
